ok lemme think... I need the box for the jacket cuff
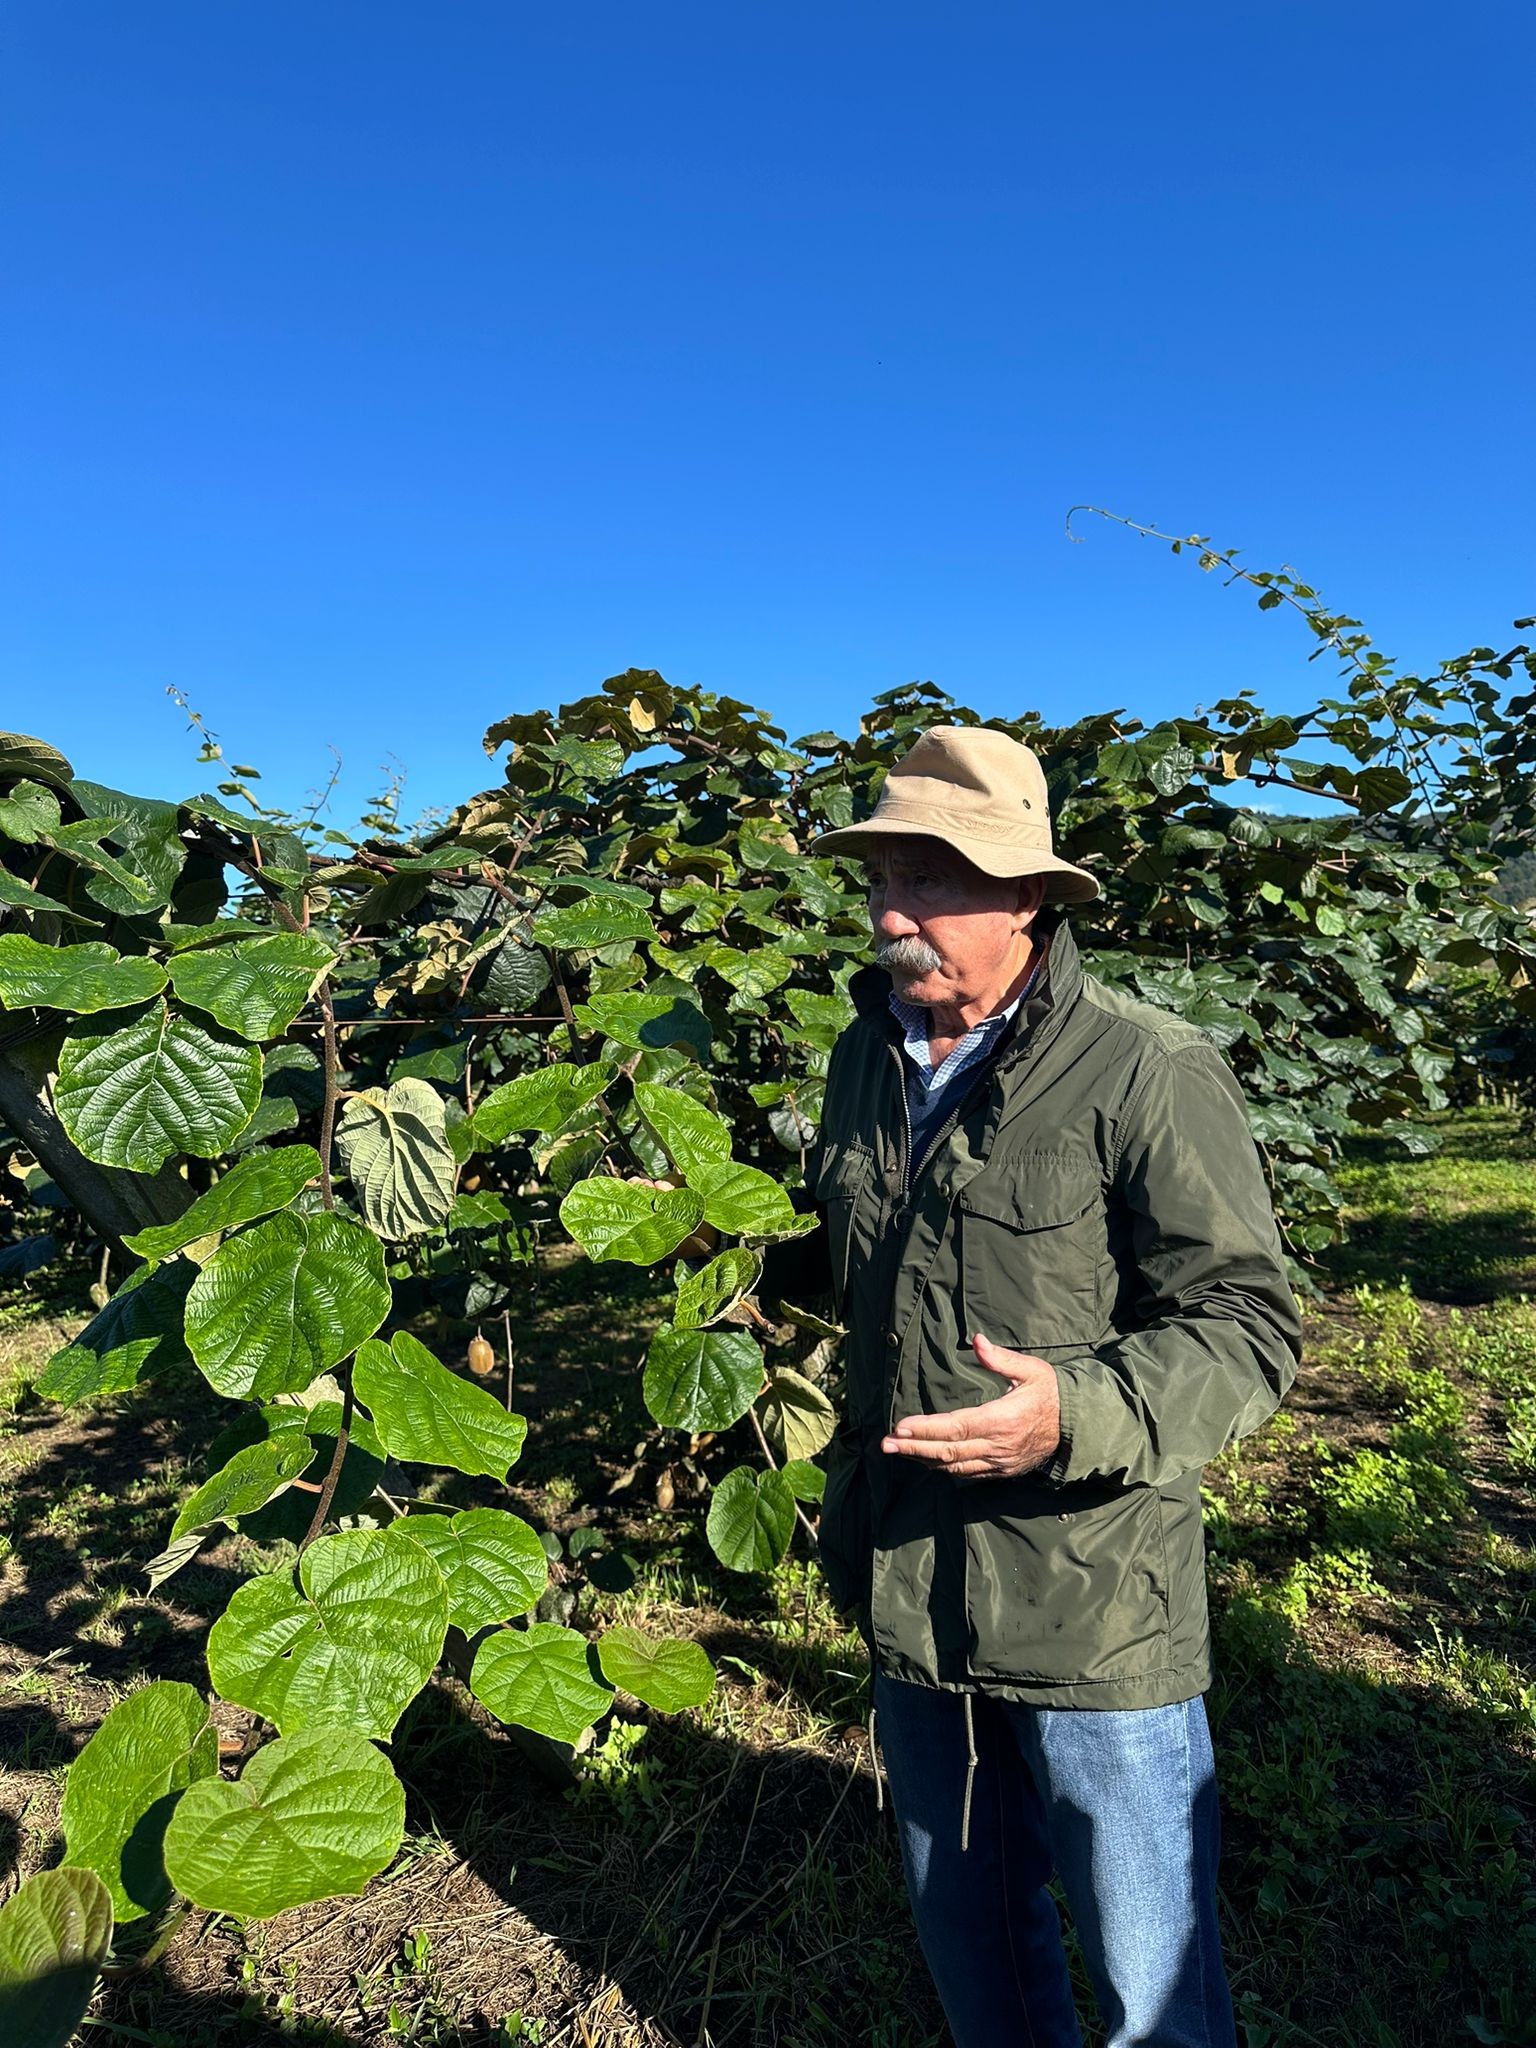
[1042,1359,1078,1487]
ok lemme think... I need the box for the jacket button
[885,1332,899,1348]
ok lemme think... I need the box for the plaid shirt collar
[888,950,1048,1097]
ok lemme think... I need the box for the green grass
[1,1108,1533,2046]
[1329,1111,1536,1302]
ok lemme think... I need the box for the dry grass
[1,1111,1534,2044]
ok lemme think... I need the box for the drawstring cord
[865,1685,978,1848]
[960,1691,978,1854]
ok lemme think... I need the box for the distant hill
[1495,849,1536,909]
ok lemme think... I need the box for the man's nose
[874,902,922,939]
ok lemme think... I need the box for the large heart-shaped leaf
[705,1466,796,1574]
[162,1727,405,1918]
[1147,742,1197,798]
[184,1211,390,1400]
[177,792,265,838]
[68,782,186,915]
[756,1367,837,1462]
[0,934,166,1013]
[703,944,793,1001]
[60,1681,217,1924]
[596,1628,715,1713]
[396,1508,548,1633]
[123,1145,322,1264]
[0,775,62,841]
[469,1624,614,1744]
[686,1160,808,1241]
[0,1867,112,2048]
[559,1179,705,1265]
[782,988,855,1050]
[171,1434,319,1542]
[572,988,712,1059]
[0,868,89,920]
[389,1041,467,1086]
[480,933,552,1010]
[36,1261,195,1405]
[633,1083,732,1178]
[782,1459,827,1503]
[1354,764,1414,813]
[0,730,74,785]
[352,1332,527,1480]
[465,1062,615,1150]
[642,1325,764,1432]
[335,1078,455,1240]
[540,733,627,781]
[672,1247,761,1330]
[208,1527,448,1739]
[56,1001,262,1172]
[531,899,655,951]
[165,931,336,1039]
[47,819,161,907]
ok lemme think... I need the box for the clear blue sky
[4,3,1532,832]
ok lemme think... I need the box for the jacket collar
[848,915,1083,1073]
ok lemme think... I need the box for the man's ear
[1015,875,1048,929]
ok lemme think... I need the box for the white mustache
[875,935,943,976]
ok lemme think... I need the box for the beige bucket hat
[809,724,1101,904]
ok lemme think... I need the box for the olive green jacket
[774,916,1303,1709]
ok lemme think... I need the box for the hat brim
[808,817,1102,904]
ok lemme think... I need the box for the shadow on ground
[69,1610,1534,2048]
[4,1122,1534,2046]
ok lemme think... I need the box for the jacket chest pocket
[814,1140,876,1316]
[958,1152,1105,1350]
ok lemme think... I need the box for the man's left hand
[880,1331,1061,1480]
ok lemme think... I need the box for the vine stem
[295,972,353,1553]
[299,1378,354,1553]
[1064,504,1456,828]
[1247,768,1366,814]
[287,1012,572,1030]
[747,1403,819,1544]
[1065,506,1381,680]
[223,848,307,935]
[317,981,340,1211]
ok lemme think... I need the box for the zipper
[892,1043,913,1205]
[889,1042,997,1223]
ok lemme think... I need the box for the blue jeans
[873,1672,1237,2048]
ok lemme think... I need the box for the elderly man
[764,726,1302,2048]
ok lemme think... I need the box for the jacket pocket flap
[815,1141,875,1200]
[959,1154,1100,1231]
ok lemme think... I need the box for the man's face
[861,837,1045,1009]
